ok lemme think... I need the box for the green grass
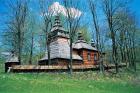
[0,71,140,93]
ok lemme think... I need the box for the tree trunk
[18,30,21,64]
[69,38,73,75]
[29,33,34,65]
[47,42,51,65]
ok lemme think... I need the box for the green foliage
[76,26,91,43]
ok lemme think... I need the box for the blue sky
[131,0,140,16]
[0,0,140,28]
[129,0,140,25]
[0,0,140,47]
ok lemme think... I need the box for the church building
[38,16,99,66]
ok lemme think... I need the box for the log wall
[82,50,98,65]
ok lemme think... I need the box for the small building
[38,15,99,66]
[5,52,20,72]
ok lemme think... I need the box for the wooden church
[38,16,99,66]
[4,15,126,73]
[4,15,100,72]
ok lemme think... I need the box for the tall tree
[39,0,53,65]
[102,0,127,73]
[115,10,137,71]
[3,0,28,64]
[88,0,104,73]
[26,12,36,65]
[63,0,82,75]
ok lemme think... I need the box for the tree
[3,0,28,64]
[115,10,137,71]
[63,0,82,75]
[102,2,138,72]
[88,0,104,73]
[102,0,127,73]
[39,0,53,65]
[26,12,36,65]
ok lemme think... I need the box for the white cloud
[1,52,10,56]
[48,2,82,18]
[48,2,66,16]
[68,8,82,18]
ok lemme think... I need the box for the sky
[0,0,140,47]
[131,0,140,17]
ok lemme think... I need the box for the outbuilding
[5,54,20,72]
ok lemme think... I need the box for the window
[94,54,97,61]
[87,52,91,61]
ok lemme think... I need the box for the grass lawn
[0,70,140,93]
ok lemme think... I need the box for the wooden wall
[39,59,83,66]
[38,49,99,66]
[81,50,98,65]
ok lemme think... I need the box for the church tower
[39,15,82,65]
[48,15,69,42]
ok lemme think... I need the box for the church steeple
[51,15,65,32]
[78,32,84,40]
[52,15,62,28]
[75,31,86,43]
[49,15,69,42]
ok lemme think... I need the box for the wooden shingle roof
[6,55,19,63]
[73,40,97,51]
[73,32,97,51]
